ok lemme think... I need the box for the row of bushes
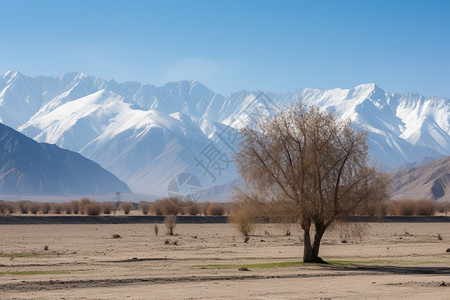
[0,197,228,216]
[359,199,449,216]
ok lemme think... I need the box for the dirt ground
[0,221,449,299]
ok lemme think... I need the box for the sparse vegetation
[85,201,102,215]
[206,203,225,216]
[79,198,91,215]
[70,200,81,214]
[160,198,182,215]
[16,200,31,214]
[0,198,240,217]
[102,202,117,215]
[165,215,177,235]
[28,202,40,215]
[415,199,437,215]
[119,202,133,214]
[154,222,159,236]
[139,202,151,215]
[229,205,255,236]
[51,203,64,214]
[186,201,201,216]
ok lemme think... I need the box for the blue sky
[1,0,449,97]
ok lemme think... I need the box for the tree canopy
[235,101,389,262]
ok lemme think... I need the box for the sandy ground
[0,222,449,299]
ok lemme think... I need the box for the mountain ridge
[0,122,131,195]
[1,71,448,196]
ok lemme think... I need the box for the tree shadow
[331,265,450,275]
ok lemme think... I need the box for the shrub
[119,202,133,214]
[5,201,14,214]
[437,202,450,214]
[200,202,210,216]
[139,202,151,215]
[38,202,51,214]
[206,203,225,216]
[415,199,437,216]
[392,199,416,216]
[52,203,64,214]
[102,202,117,215]
[70,200,81,214]
[154,222,159,236]
[160,198,181,215]
[229,208,255,236]
[0,201,7,215]
[86,201,102,215]
[16,200,31,214]
[28,202,40,215]
[165,215,177,235]
[79,198,92,215]
[62,203,73,214]
[186,202,201,216]
[151,201,164,216]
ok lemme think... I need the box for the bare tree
[235,101,389,263]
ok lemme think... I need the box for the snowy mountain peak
[0,71,448,195]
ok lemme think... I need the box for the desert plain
[0,221,449,299]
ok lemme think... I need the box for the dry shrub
[28,202,40,215]
[139,202,151,215]
[159,198,181,215]
[119,202,133,214]
[5,201,15,214]
[63,203,73,214]
[392,199,416,216]
[229,208,255,236]
[79,198,91,215]
[415,199,437,215]
[330,221,367,241]
[0,201,15,215]
[200,202,210,216]
[70,200,81,214]
[0,201,6,215]
[186,202,201,216]
[154,222,159,236]
[206,203,225,216]
[165,215,177,235]
[39,202,51,214]
[359,202,379,216]
[52,203,64,214]
[437,202,450,215]
[102,202,117,215]
[86,201,102,215]
[16,200,31,214]
[151,201,164,216]
[379,202,389,216]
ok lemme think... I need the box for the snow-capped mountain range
[1,71,448,196]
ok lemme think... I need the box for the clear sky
[0,0,449,97]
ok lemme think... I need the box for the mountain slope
[1,71,448,196]
[390,156,450,201]
[0,123,130,195]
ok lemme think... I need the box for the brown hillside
[390,156,450,202]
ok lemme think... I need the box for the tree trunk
[303,226,314,262]
[302,223,328,263]
[311,222,327,263]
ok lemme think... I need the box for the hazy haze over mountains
[0,71,448,196]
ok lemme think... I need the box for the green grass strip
[0,271,70,276]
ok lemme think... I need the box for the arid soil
[0,221,449,299]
